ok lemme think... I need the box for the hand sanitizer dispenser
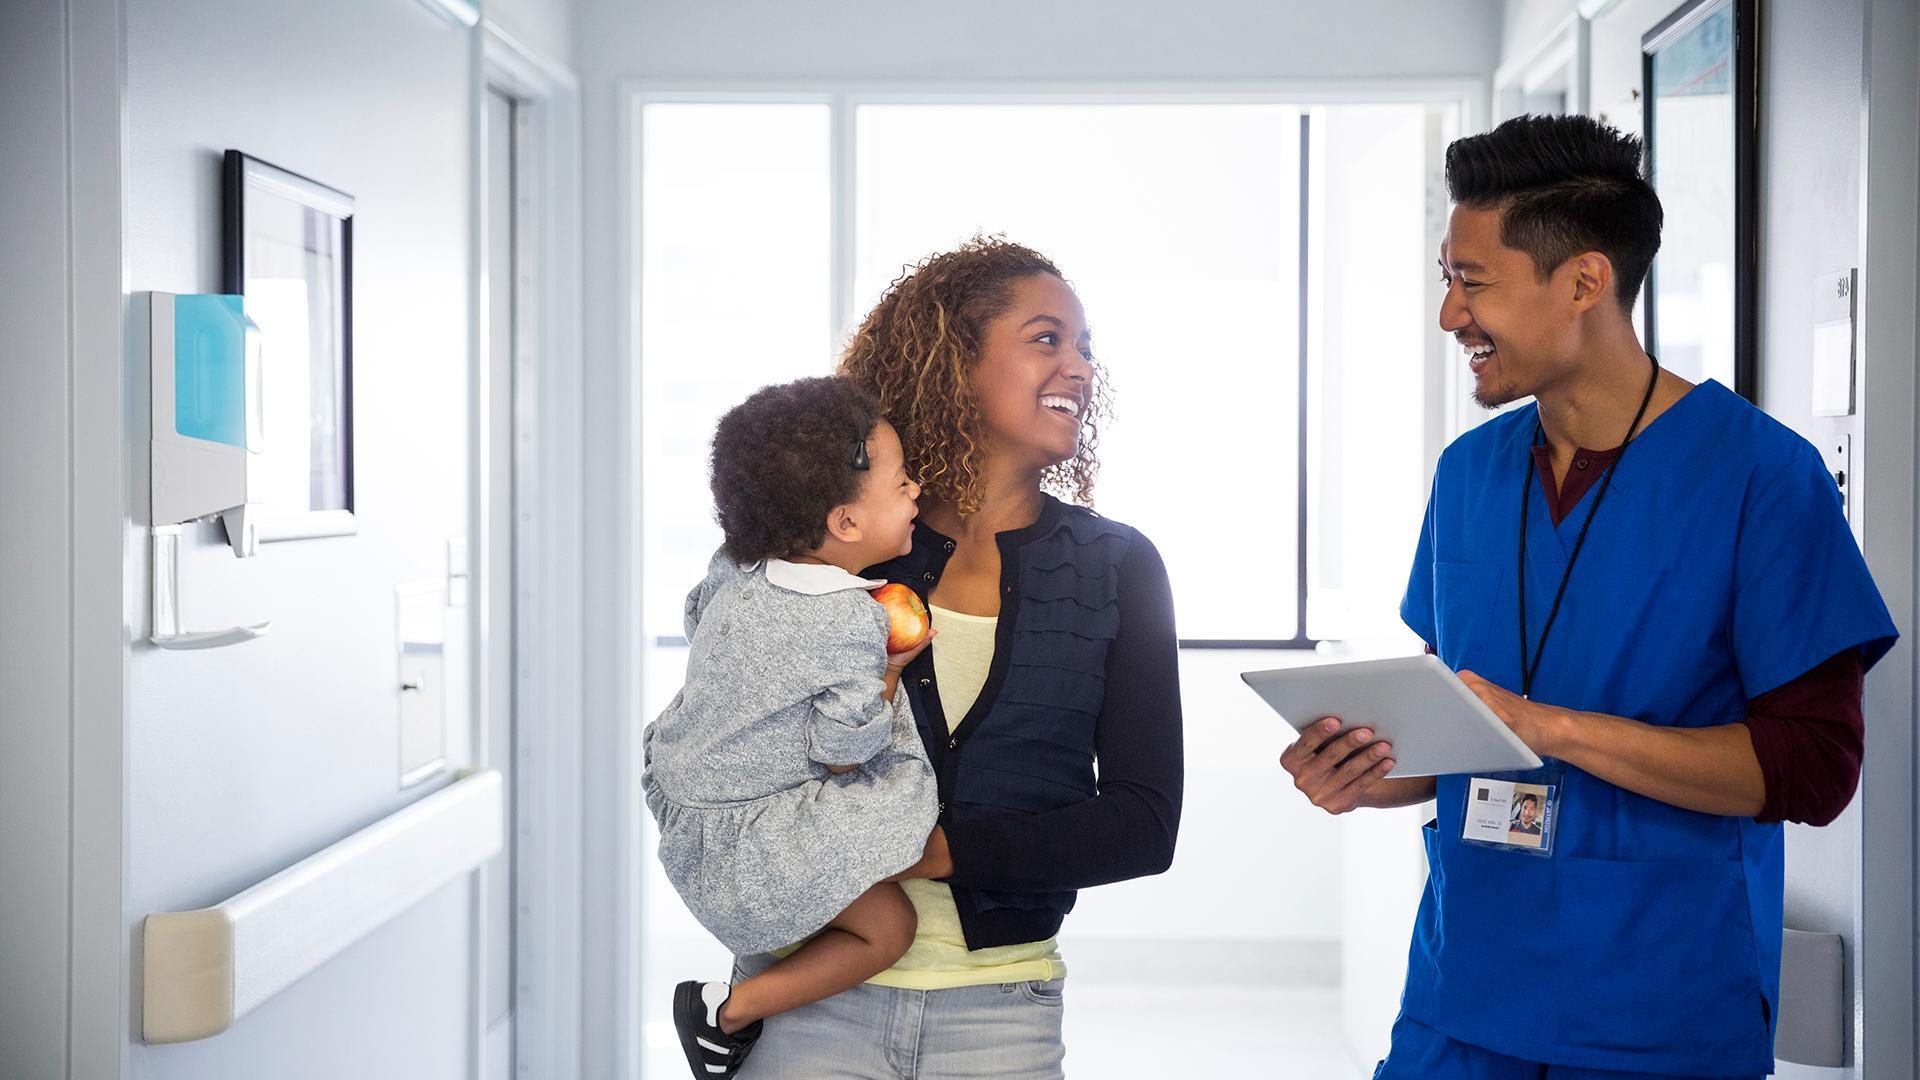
[147,292,270,648]
[151,292,263,550]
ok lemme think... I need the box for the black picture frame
[221,150,358,540]
[1641,0,1759,401]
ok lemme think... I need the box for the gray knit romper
[640,552,939,955]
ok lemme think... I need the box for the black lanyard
[1517,357,1660,699]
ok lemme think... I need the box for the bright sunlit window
[636,97,1451,657]
[857,103,1305,641]
[637,102,832,673]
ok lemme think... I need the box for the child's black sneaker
[671,980,763,1079]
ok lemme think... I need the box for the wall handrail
[141,768,504,1043]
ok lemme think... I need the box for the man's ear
[1568,251,1615,313]
[823,504,863,545]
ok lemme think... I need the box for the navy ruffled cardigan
[872,496,1184,950]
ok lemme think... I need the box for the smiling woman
[840,238,1108,517]
[692,238,1189,1080]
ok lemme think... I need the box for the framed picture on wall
[222,150,357,541]
[1641,0,1759,400]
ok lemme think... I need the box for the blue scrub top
[1400,380,1897,1077]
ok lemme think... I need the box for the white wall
[1852,4,1920,1076]
[1750,0,1869,980]
[1,4,83,1077]
[1502,0,1582,74]
[4,3,128,1076]
[488,0,575,71]
[1500,1,1897,1075]
[121,1,480,1077]
[581,0,1505,81]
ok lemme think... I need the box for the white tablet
[1241,654,1542,778]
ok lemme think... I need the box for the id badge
[1462,760,1564,857]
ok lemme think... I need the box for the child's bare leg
[717,881,916,1034]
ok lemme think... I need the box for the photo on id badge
[1463,777,1555,854]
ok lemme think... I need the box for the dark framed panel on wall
[1641,0,1759,401]
[222,150,358,542]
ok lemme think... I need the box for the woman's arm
[885,826,953,880]
[940,535,1184,893]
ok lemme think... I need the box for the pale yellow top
[865,604,1064,989]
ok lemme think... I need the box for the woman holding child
[645,238,1184,1079]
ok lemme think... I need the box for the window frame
[621,80,1484,650]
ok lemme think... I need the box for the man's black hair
[1517,793,1540,807]
[709,377,882,564]
[1445,113,1663,311]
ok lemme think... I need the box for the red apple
[871,582,931,653]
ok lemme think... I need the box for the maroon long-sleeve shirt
[1531,442,1865,825]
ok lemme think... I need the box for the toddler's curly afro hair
[710,376,884,564]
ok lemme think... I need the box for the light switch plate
[1821,433,1852,521]
[1811,269,1857,417]
[396,580,449,788]
[446,537,471,609]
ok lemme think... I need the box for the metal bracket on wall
[149,525,270,650]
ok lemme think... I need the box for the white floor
[1063,982,1367,1079]
[639,929,1370,1079]
[643,983,1364,1080]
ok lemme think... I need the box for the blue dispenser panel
[174,294,248,448]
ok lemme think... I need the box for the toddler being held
[640,377,939,1079]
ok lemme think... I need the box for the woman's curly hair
[709,377,882,564]
[838,236,1110,516]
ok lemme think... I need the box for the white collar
[760,559,888,596]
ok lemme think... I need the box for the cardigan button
[948,737,958,750]
[919,677,932,688]
[922,571,937,583]
[942,540,955,553]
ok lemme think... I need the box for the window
[857,103,1306,641]
[636,102,832,688]
[635,95,1455,660]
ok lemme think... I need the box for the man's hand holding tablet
[1278,716,1424,814]
[1251,655,1545,812]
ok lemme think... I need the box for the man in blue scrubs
[1280,114,1897,1078]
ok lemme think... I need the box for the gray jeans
[730,952,1067,1079]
